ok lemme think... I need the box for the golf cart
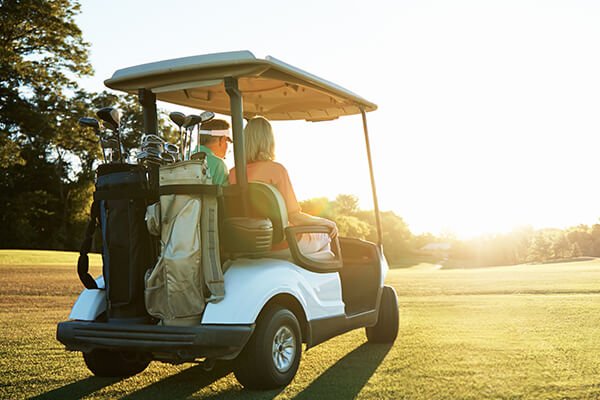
[57,50,398,389]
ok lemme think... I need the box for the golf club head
[141,143,163,153]
[161,152,176,163]
[141,134,165,144]
[78,117,101,131]
[199,111,215,123]
[96,107,121,130]
[163,142,179,154]
[136,151,163,165]
[183,114,203,129]
[169,112,186,128]
[190,151,207,161]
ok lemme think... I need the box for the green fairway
[1,250,600,399]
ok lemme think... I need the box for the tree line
[302,195,600,267]
[2,1,597,268]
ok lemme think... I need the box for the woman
[229,116,337,254]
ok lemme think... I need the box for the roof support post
[225,77,249,215]
[139,89,157,134]
[360,108,383,249]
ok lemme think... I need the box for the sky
[75,0,600,238]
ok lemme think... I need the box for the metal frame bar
[360,108,383,248]
[225,77,249,215]
[139,89,158,134]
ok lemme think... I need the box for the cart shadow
[32,342,390,399]
[30,376,123,400]
[121,362,233,400]
[292,342,392,400]
[193,342,391,400]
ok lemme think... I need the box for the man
[192,119,231,185]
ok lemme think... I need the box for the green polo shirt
[192,145,228,185]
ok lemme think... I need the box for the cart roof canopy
[104,51,377,121]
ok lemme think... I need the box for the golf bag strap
[201,194,224,301]
[77,201,100,290]
[94,188,157,201]
[160,184,222,196]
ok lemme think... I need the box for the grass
[0,249,102,267]
[1,250,600,399]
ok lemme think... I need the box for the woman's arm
[288,211,338,238]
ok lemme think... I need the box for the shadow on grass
[196,342,391,400]
[30,376,123,400]
[292,342,392,400]
[33,343,390,399]
[121,362,233,400]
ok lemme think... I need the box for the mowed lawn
[1,251,600,399]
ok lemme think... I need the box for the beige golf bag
[144,159,224,326]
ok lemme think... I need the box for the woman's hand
[322,218,338,239]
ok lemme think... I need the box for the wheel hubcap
[272,325,296,373]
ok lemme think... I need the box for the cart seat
[221,183,342,272]
[221,182,287,255]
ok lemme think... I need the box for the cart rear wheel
[234,304,302,389]
[83,349,150,377]
[366,285,399,343]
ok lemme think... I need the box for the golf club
[96,107,123,163]
[182,114,205,160]
[169,112,186,160]
[101,138,121,163]
[78,117,106,163]
[193,111,216,159]
[163,142,179,159]
[199,111,215,123]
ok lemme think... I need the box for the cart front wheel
[366,285,399,343]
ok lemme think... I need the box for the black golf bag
[78,163,158,323]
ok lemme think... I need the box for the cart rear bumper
[57,320,254,362]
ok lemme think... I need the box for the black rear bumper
[57,320,254,362]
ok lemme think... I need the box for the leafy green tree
[333,194,360,216]
[1,0,92,164]
[355,210,413,263]
[528,231,553,262]
[0,0,93,249]
[551,232,570,260]
[0,1,177,250]
[334,215,371,239]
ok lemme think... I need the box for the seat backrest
[221,182,288,245]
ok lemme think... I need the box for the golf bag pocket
[144,160,224,326]
[145,202,160,236]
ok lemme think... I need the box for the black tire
[366,285,399,343]
[234,304,302,389]
[83,349,150,377]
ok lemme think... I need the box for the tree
[334,215,371,239]
[0,0,93,249]
[333,194,360,216]
[1,0,92,163]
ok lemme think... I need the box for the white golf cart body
[58,51,396,387]
[71,253,387,339]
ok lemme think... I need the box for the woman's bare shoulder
[268,161,288,172]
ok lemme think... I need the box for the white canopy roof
[104,51,377,121]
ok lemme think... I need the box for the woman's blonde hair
[244,116,275,162]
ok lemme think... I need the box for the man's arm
[288,211,338,238]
